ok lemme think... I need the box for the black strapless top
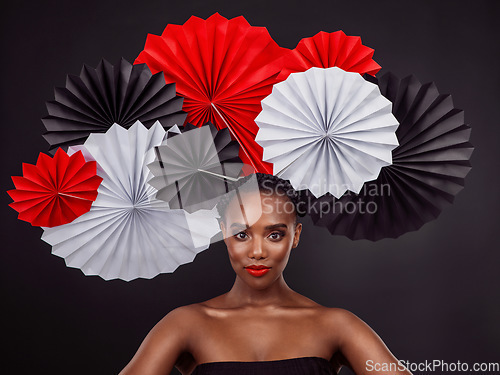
[191,356,335,374]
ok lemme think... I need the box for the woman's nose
[248,237,266,259]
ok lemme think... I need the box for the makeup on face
[222,191,301,285]
[228,222,290,278]
[230,223,288,238]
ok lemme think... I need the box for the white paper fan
[255,66,399,198]
[41,122,220,281]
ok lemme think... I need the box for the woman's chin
[239,272,280,290]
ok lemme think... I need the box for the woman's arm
[330,309,412,375]
[119,306,193,375]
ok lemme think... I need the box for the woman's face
[220,190,302,290]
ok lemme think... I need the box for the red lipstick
[244,265,271,277]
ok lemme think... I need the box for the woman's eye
[234,231,248,240]
[268,231,284,240]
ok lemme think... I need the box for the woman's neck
[224,275,296,308]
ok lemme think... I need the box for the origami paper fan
[42,122,220,281]
[308,73,474,241]
[135,13,287,174]
[278,31,381,81]
[42,58,187,152]
[255,67,399,199]
[7,149,102,227]
[148,122,244,213]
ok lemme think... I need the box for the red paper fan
[278,31,381,81]
[135,13,287,174]
[7,149,103,227]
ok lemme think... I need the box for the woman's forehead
[225,191,295,226]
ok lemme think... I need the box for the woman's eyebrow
[229,223,287,230]
[230,222,247,229]
[264,223,287,230]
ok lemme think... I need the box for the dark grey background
[1,1,499,374]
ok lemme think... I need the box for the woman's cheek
[269,241,291,262]
[227,241,248,261]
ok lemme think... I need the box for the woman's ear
[292,222,302,248]
[220,221,226,239]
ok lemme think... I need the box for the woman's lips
[244,265,271,277]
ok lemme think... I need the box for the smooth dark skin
[120,191,412,375]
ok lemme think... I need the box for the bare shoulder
[154,303,206,331]
[315,308,413,375]
[158,297,228,324]
[315,307,373,337]
[319,307,363,323]
[140,304,202,348]
[119,304,207,375]
[163,303,204,318]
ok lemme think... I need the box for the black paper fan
[147,123,244,213]
[305,72,474,241]
[42,58,187,152]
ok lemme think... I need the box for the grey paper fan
[148,123,244,213]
